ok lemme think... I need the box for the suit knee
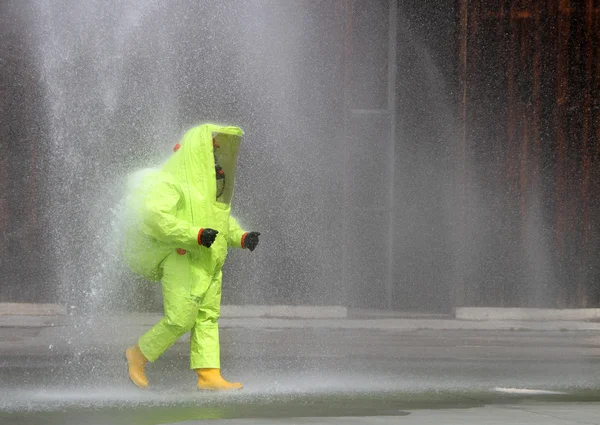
[164,310,197,335]
[198,305,220,324]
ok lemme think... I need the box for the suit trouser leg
[190,269,222,369]
[138,253,199,362]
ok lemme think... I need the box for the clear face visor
[212,132,242,204]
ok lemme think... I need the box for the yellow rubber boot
[125,344,149,389]
[196,368,243,391]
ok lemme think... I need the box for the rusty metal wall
[458,0,600,307]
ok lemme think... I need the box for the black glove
[244,232,260,251]
[200,228,219,248]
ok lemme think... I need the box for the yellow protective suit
[124,124,247,369]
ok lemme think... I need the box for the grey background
[1,0,460,312]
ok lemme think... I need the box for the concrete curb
[456,307,600,321]
[217,318,600,331]
[0,303,67,316]
[0,303,346,319]
[5,304,600,323]
[4,315,600,332]
[221,305,347,318]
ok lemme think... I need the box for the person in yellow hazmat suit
[123,123,259,391]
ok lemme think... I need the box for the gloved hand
[200,228,219,248]
[244,232,260,251]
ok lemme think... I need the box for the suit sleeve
[227,215,247,248]
[140,180,202,248]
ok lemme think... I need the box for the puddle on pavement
[1,388,599,425]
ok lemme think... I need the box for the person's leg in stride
[126,252,198,388]
[191,269,242,390]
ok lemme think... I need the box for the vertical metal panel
[596,2,600,170]
[349,0,389,110]
[345,114,392,207]
[593,1,600,306]
[507,2,518,207]
[456,0,469,307]
[579,0,594,307]
[385,0,398,310]
[346,209,389,308]
[341,0,393,309]
[0,154,7,260]
[345,113,391,308]
[532,0,542,196]
[517,1,531,226]
[340,0,353,308]
[24,137,39,252]
[554,0,570,305]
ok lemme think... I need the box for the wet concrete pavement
[1,314,600,424]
